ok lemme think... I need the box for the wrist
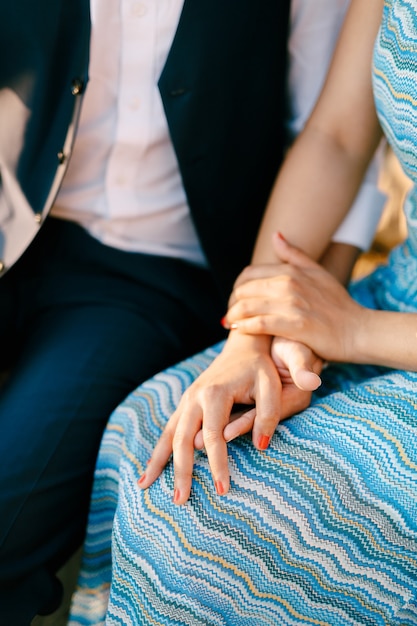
[225,330,272,352]
[350,305,373,363]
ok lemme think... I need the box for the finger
[233,264,288,289]
[225,283,294,329]
[223,407,256,442]
[201,396,235,496]
[271,338,322,391]
[194,428,204,450]
[280,385,313,421]
[138,418,178,489]
[294,368,322,391]
[228,267,304,324]
[171,404,203,504]
[272,232,319,270]
[251,366,282,451]
[194,406,253,449]
[197,406,257,446]
[228,313,297,340]
[229,264,288,308]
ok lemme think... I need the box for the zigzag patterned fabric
[69,1,417,624]
[69,348,417,625]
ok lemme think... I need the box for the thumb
[272,232,317,270]
[271,337,322,391]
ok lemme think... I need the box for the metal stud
[71,78,84,96]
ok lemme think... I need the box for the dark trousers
[0,218,226,625]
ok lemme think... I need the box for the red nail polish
[220,316,229,328]
[277,231,286,241]
[258,435,270,450]
[215,481,225,495]
[138,473,147,485]
[173,488,181,504]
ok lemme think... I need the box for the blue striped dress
[69,1,417,624]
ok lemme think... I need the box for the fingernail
[173,488,181,504]
[220,316,229,329]
[230,323,238,330]
[138,473,147,485]
[258,435,270,450]
[215,480,225,495]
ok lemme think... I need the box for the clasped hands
[139,232,363,504]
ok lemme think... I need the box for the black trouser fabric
[0,218,226,625]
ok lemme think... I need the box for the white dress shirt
[52,0,386,265]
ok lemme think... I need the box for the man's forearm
[319,242,361,284]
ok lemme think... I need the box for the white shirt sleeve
[288,0,386,251]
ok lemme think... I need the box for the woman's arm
[252,0,384,265]
[287,0,386,283]
[227,234,417,373]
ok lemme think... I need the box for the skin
[229,233,417,372]
[139,0,385,504]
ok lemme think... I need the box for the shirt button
[131,3,147,17]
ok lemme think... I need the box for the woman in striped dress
[70,0,417,623]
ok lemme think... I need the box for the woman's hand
[138,333,279,504]
[138,331,321,504]
[225,233,365,363]
[195,336,322,448]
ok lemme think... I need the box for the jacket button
[71,78,84,95]
[0,261,4,273]
[57,151,66,164]
[34,213,42,224]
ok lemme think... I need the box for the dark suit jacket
[0,0,290,300]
